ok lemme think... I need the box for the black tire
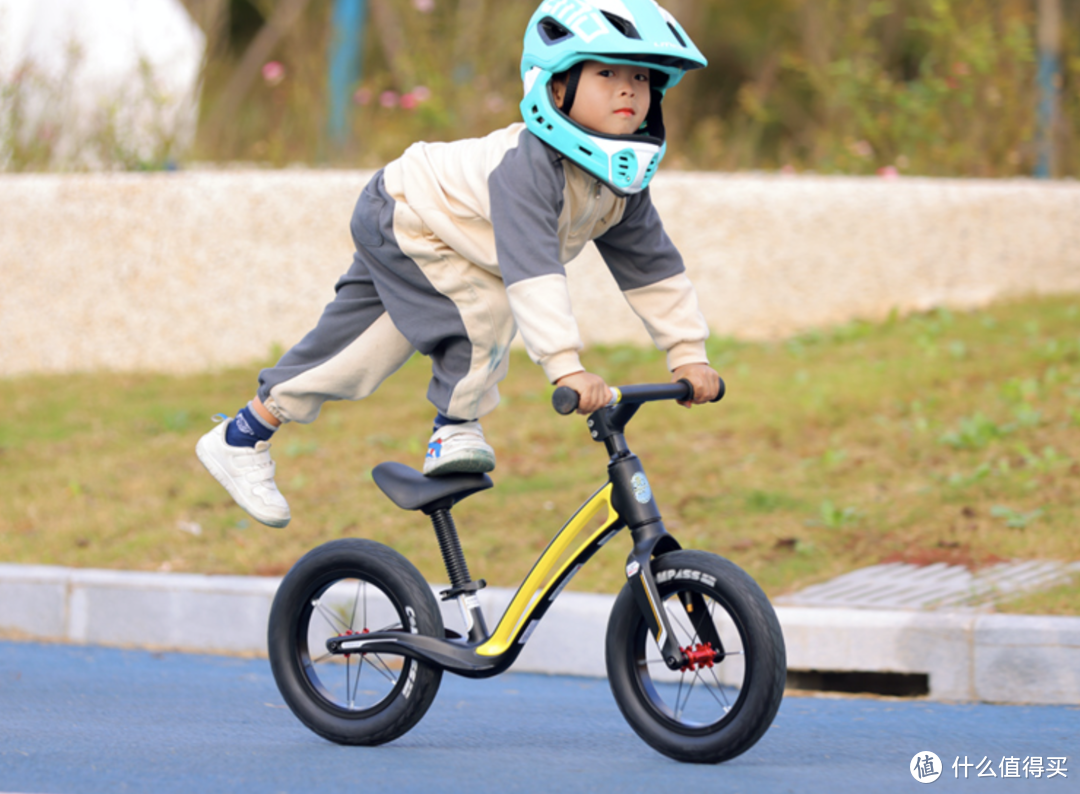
[606,550,786,763]
[268,538,444,745]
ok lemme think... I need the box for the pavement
[0,641,1075,794]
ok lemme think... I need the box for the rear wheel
[268,539,443,745]
[606,550,786,763]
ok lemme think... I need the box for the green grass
[2,294,1079,614]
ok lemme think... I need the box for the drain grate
[776,560,1080,611]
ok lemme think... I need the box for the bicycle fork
[609,451,725,671]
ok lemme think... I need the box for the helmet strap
[642,86,666,140]
[559,62,585,115]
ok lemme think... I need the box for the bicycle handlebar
[551,377,726,416]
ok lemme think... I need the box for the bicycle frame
[326,432,702,677]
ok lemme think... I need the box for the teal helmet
[520,0,706,195]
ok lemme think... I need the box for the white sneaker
[423,421,496,476]
[195,419,291,527]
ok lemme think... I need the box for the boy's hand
[555,371,612,414]
[672,363,721,408]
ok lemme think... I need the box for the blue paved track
[0,642,1075,793]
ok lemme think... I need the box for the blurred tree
[177,0,1078,176]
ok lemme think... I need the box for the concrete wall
[2,170,1079,376]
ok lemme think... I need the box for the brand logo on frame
[631,472,652,504]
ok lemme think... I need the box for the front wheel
[268,538,444,745]
[606,550,786,763]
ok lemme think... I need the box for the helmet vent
[529,105,554,133]
[539,17,573,44]
[643,152,660,182]
[579,146,593,156]
[667,22,687,47]
[600,11,641,39]
[612,148,638,188]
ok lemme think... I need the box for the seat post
[430,508,471,590]
[429,507,489,643]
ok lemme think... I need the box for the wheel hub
[679,642,718,672]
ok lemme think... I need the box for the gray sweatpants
[257,171,515,424]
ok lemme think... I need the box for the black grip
[677,377,726,403]
[676,378,694,401]
[713,376,726,402]
[552,386,579,415]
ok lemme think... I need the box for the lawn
[2,294,1078,614]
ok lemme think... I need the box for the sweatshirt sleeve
[593,189,710,371]
[489,133,585,383]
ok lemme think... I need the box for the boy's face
[552,60,651,136]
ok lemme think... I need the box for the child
[197,0,721,528]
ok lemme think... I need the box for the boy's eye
[634,73,650,82]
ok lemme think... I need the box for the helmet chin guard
[519,0,706,195]
[521,68,665,195]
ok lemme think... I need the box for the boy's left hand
[671,363,721,408]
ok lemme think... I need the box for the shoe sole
[196,434,291,528]
[423,451,496,477]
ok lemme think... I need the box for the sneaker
[195,418,291,527]
[423,421,496,476]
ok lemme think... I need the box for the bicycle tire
[606,550,786,763]
[268,538,444,745]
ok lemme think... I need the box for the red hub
[336,627,369,658]
[679,642,718,672]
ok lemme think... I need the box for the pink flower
[379,90,399,108]
[400,92,418,110]
[413,0,434,12]
[261,61,285,86]
[411,85,431,102]
[877,165,900,179]
[353,87,372,106]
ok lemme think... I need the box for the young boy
[197,0,720,528]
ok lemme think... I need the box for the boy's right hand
[555,371,612,414]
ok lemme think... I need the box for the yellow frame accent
[476,483,621,657]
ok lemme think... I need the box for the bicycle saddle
[372,462,493,512]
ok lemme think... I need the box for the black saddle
[372,462,493,513]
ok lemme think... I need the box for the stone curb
[2,564,1078,705]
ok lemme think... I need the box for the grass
[2,294,1079,614]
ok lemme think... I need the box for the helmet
[520,0,706,195]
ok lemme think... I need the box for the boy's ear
[550,79,566,108]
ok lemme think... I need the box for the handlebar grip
[552,386,579,415]
[713,376,726,402]
[676,377,726,403]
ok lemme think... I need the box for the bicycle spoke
[663,599,696,643]
[313,599,350,633]
[349,580,363,632]
[346,655,354,709]
[363,653,400,685]
[350,655,363,707]
[693,668,731,711]
[675,672,696,719]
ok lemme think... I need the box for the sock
[226,403,277,447]
[433,413,469,433]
